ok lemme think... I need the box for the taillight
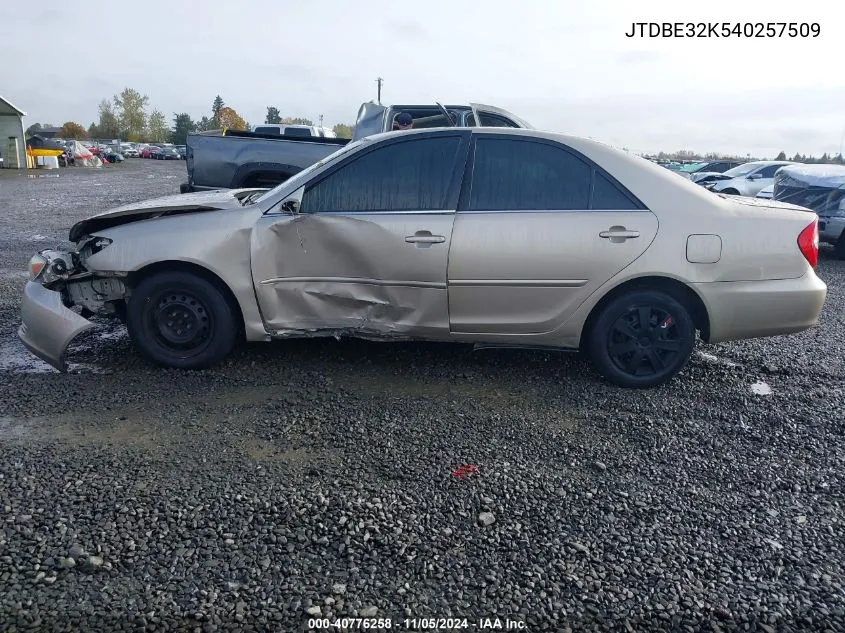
[797,218,819,268]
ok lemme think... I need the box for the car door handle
[599,227,640,241]
[405,230,446,246]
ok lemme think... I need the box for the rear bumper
[696,273,827,344]
[18,281,94,372]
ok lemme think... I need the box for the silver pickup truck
[180,102,531,193]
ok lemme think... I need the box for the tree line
[645,149,845,164]
[25,87,355,145]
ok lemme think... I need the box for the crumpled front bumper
[18,281,94,372]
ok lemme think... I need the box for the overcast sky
[2,0,842,157]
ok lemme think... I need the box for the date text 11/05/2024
[307,617,526,630]
[625,22,820,38]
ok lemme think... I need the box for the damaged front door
[251,130,471,338]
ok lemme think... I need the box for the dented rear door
[250,131,471,337]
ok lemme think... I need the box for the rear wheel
[126,272,238,369]
[587,290,695,388]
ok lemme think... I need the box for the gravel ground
[0,160,844,632]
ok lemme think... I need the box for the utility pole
[376,77,384,104]
[319,114,324,127]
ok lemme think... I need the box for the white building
[0,95,27,169]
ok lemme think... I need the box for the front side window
[467,138,640,211]
[300,136,461,213]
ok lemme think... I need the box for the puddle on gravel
[0,328,122,375]
[0,338,55,373]
[0,416,34,440]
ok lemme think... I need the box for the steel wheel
[127,271,238,369]
[150,291,213,355]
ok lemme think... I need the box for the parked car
[773,164,845,258]
[181,102,532,193]
[156,147,181,160]
[756,184,774,199]
[121,144,139,158]
[685,160,747,182]
[20,128,826,388]
[703,161,793,197]
[175,145,187,159]
[140,146,159,159]
[102,148,125,163]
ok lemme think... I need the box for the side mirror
[748,173,762,180]
[281,199,300,214]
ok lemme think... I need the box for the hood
[68,188,268,241]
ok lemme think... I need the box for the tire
[587,290,695,388]
[834,235,845,260]
[126,272,238,369]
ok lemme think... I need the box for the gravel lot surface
[1,160,843,632]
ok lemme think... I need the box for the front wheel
[126,272,238,369]
[587,290,695,388]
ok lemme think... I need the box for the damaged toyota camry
[20,128,827,387]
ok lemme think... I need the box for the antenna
[376,77,384,104]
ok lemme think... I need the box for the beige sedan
[21,128,826,387]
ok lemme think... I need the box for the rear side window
[254,126,280,136]
[759,164,783,178]
[301,136,461,213]
[467,137,641,211]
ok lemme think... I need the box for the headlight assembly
[27,250,74,284]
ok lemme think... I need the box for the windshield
[723,162,763,178]
[680,162,707,172]
[253,139,368,205]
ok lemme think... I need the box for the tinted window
[469,139,590,210]
[478,113,519,128]
[591,171,640,210]
[759,164,783,178]
[300,136,461,213]
[284,128,312,138]
[254,126,281,136]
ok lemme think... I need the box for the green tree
[835,153,844,164]
[96,99,120,139]
[171,113,196,145]
[147,109,169,142]
[332,123,353,139]
[211,95,225,127]
[196,115,214,131]
[113,87,148,140]
[281,116,313,125]
[58,121,87,139]
[87,123,99,138]
[25,122,43,136]
[775,151,787,161]
[265,106,281,124]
